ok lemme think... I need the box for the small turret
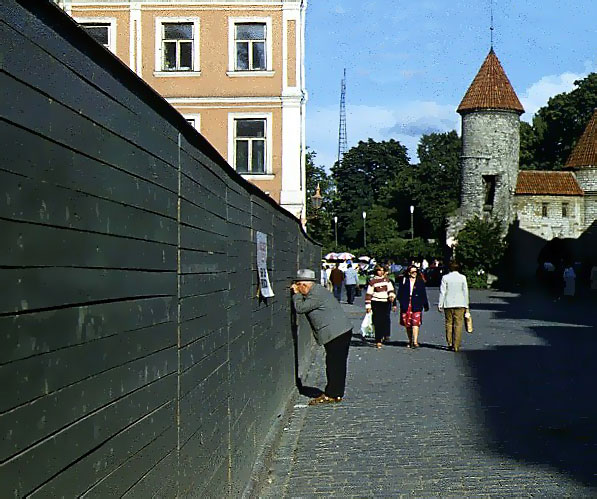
[457,49,524,228]
[565,108,597,230]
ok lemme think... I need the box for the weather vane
[490,0,494,49]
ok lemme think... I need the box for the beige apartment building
[56,0,308,220]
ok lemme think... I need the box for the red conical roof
[458,49,524,115]
[565,108,597,169]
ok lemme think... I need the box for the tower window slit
[482,175,496,208]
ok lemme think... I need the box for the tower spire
[338,69,348,165]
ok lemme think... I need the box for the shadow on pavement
[295,379,323,398]
[464,291,597,487]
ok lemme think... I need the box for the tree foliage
[381,131,461,240]
[520,72,597,170]
[409,131,461,234]
[454,217,506,287]
[331,139,410,247]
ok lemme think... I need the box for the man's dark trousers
[332,284,342,302]
[345,284,356,304]
[324,330,352,398]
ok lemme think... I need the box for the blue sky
[304,0,597,168]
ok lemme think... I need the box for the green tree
[520,72,597,169]
[454,217,506,288]
[305,150,334,246]
[410,131,461,235]
[331,139,410,247]
[381,131,461,240]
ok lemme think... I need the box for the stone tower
[450,49,524,237]
[564,108,597,230]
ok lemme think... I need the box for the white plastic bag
[360,313,375,338]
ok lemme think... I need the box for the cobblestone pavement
[258,287,597,497]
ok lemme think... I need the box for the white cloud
[334,5,346,14]
[520,71,588,121]
[306,101,459,169]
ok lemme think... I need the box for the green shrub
[455,217,506,288]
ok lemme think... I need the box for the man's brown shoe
[308,394,342,406]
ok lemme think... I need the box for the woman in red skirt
[396,265,429,348]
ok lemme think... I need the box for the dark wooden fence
[0,1,320,496]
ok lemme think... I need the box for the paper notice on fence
[256,231,274,297]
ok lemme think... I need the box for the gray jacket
[292,284,352,345]
[438,271,469,309]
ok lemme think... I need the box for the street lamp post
[410,205,414,240]
[334,216,338,248]
[362,211,367,248]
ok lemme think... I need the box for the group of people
[324,262,360,304]
[539,260,597,299]
[364,261,469,351]
[290,261,470,406]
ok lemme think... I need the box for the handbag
[464,309,473,333]
[360,313,375,338]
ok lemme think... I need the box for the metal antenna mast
[337,68,348,165]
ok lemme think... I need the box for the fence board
[0,170,177,244]
[30,403,176,498]
[0,267,175,315]
[0,341,176,462]
[0,296,174,365]
[1,219,176,270]
[0,372,176,498]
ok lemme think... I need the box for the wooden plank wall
[0,2,320,497]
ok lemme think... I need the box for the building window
[235,23,266,70]
[163,23,193,70]
[234,119,266,173]
[562,202,569,217]
[155,18,200,74]
[228,18,273,74]
[80,23,110,47]
[76,18,116,52]
[542,203,548,217]
[183,114,201,132]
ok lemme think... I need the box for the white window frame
[227,112,273,177]
[76,17,117,53]
[183,114,201,132]
[227,17,274,77]
[154,17,201,76]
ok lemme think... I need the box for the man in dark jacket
[291,269,353,405]
[329,263,344,302]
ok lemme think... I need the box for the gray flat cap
[293,268,317,281]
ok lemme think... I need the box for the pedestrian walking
[563,264,576,298]
[365,265,397,349]
[344,263,359,304]
[320,263,328,288]
[397,265,429,349]
[329,263,344,302]
[438,261,469,352]
[291,269,353,405]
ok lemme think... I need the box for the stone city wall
[514,195,584,240]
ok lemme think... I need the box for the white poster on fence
[256,231,274,297]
